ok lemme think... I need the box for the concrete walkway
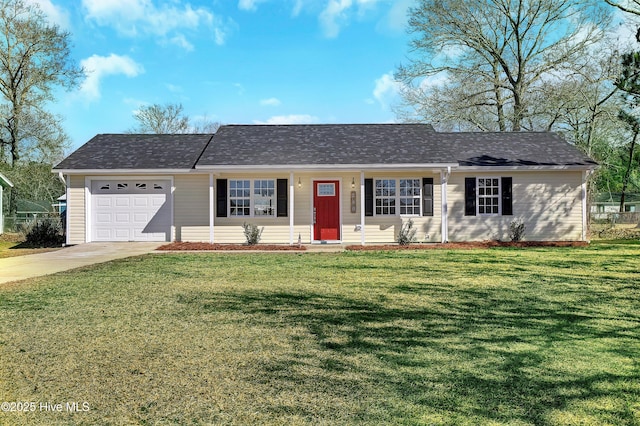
[0,242,161,285]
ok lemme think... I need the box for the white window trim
[374,177,422,217]
[477,177,501,216]
[228,178,277,218]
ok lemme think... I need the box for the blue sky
[31,0,415,150]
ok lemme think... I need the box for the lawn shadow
[178,281,640,424]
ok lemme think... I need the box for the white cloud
[26,0,70,28]
[253,114,318,124]
[260,97,282,106]
[165,83,183,93]
[81,0,233,49]
[292,0,304,17]
[168,34,194,51]
[378,0,413,33]
[319,0,352,38]
[373,72,402,108]
[79,54,144,101]
[319,0,383,38]
[238,0,269,11]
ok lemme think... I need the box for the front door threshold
[313,240,342,245]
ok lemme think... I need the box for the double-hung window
[229,180,251,216]
[477,178,500,215]
[399,179,421,215]
[229,179,276,217]
[375,178,422,216]
[375,179,396,215]
[253,180,275,216]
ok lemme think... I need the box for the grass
[0,234,60,259]
[0,242,639,425]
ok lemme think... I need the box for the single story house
[53,124,597,245]
[0,171,14,235]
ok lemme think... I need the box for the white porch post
[441,168,450,243]
[209,173,214,243]
[360,171,365,245]
[290,172,295,245]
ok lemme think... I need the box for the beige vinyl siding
[174,174,210,242]
[447,171,584,241]
[67,175,86,244]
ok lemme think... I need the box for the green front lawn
[0,243,639,425]
[0,234,60,259]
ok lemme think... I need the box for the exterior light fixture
[351,177,355,188]
[298,177,302,188]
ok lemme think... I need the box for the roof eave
[0,171,14,187]
[52,168,203,175]
[195,163,460,171]
[456,164,598,172]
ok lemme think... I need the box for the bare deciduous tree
[0,0,83,213]
[397,0,612,132]
[130,103,220,134]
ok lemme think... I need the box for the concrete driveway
[0,242,161,285]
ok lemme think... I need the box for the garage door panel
[133,213,149,223]
[115,197,130,207]
[114,229,131,239]
[115,213,131,223]
[92,180,171,242]
[133,197,149,207]
[95,213,112,224]
[96,197,112,208]
[95,229,113,240]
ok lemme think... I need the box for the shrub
[509,219,526,242]
[23,218,64,247]
[397,219,417,245]
[242,222,264,245]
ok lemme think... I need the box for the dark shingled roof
[197,124,596,168]
[54,134,213,170]
[198,124,442,166]
[54,124,597,171]
[439,132,597,167]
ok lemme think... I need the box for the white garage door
[92,180,171,242]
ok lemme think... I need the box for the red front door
[314,180,340,241]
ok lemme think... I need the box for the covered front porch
[174,168,449,245]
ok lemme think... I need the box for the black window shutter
[422,177,434,216]
[501,177,513,216]
[277,179,288,217]
[465,177,476,216]
[364,178,373,217]
[216,179,227,218]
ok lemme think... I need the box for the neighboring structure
[0,172,14,235]
[53,124,597,245]
[591,193,640,215]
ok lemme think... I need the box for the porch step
[305,244,347,253]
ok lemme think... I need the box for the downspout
[360,171,365,245]
[289,172,295,245]
[441,166,451,243]
[209,173,214,243]
[582,169,593,242]
[58,173,70,246]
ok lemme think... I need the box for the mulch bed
[345,241,589,251]
[158,241,589,252]
[157,242,307,251]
